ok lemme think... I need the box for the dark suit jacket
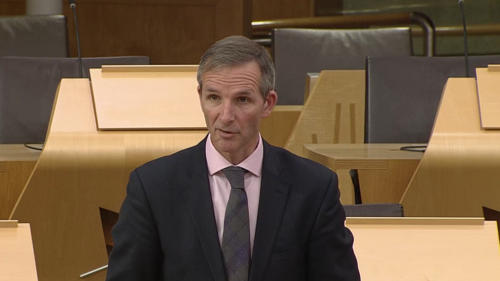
[106,138,359,281]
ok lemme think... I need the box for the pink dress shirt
[205,134,263,255]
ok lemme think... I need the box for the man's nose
[219,101,235,124]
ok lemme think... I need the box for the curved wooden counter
[10,79,207,281]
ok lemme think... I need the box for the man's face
[198,60,277,164]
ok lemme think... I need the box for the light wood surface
[347,219,500,281]
[0,223,38,281]
[0,219,18,227]
[10,78,208,281]
[90,66,206,130]
[476,68,500,129]
[285,70,366,156]
[285,70,365,204]
[0,145,40,219]
[304,143,422,204]
[260,105,302,147]
[401,75,500,217]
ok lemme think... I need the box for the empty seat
[0,56,150,144]
[0,15,68,57]
[365,55,500,143]
[272,27,413,105]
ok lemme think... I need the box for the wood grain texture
[0,0,24,15]
[304,143,423,204]
[259,105,302,147]
[0,223,38,281]
[0,145,40,220]
[252,0,314,21]
[61,0,251,64]
[284,70,365,204]
[0,220,18,227]
[401,76,500,217]
[10,79,208,281]
[90,66,206,130]
[285,70,365,156]
[347,220,500,280]
[476,68,500,129]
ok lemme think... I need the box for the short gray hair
[197,35,275,99]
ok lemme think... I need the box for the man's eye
[238,97,250,103]
[208,95,219,101]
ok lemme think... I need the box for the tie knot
[222,166,246,189]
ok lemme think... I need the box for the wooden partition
[0,221,38,281]
[401,67,500,217]
[304,143,422,204]
[285,70,365,204]
[347,218,500,280]
[0,145,40,219]
[60,0,251,64]
[10,67,208,281]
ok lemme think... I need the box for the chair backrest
[0,15,68,57]
[272,27,412,105]
[365,55,500,143]
[0,56,150,144]
[343,203,404,217]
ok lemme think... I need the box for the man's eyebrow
[204,87,218,93]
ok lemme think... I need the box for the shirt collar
[205,134,263,177]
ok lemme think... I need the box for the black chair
[344,203,404,217]
[0,56,150,144]
[365,55,500,143]
[0,15,68,57]
[272,27,413,105]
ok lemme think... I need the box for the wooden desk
[304,143,423,203]
[347,218,500,281]
[0,222,38,281]
[0,145,41,219]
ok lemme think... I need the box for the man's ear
[197,85,202,98]
[261,90,278,118]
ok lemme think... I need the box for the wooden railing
[252,12,436,57]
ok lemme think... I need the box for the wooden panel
[11,79,208,281]
[0,223,38,281]
[252,0,314,21]
[401,77,500,217]
[62,0,251,64]
[304,143,423,204]
[90,66,206,130]
[0,0,24,15]
[358,160,420,203]
[285,70,365,157]
[0,145,40,220]
[266,72,366,203]
[476,67,500,129]
[259,105,301,147]
[347,219,500,280]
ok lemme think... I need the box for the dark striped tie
[221,166,250,281]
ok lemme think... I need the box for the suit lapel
[180,138,227,281]
[250,142,290,281]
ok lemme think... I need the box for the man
[106,36,360,281]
